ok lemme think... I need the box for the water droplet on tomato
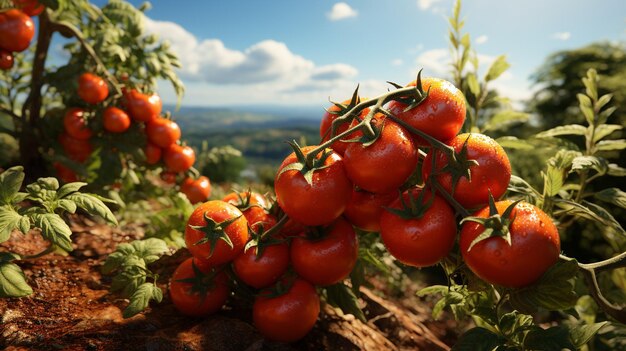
[539,221,545,228]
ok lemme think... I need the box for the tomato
[379,188,457,267]
[253,278,320,342]
[223,191,270,209]
[169,257,230,317]
[233,243,290,289]
[12,0,44,16]
[102,107,131,133]
[146,117,181,148]
[222,191,275,233]
[125,89,162,123]
[58,132,93,163]
[278,217,306,238]
[319,99,370,155]
[275,146,352,226]
[160,170,177,184]
[63,108,92,140]
[343,114,418,194]
[181,176,212,204]
[163,144,195,173]
[185,200,249,265]
[291,218,358,286]
[344,189,397,232]
[77,73,109,105]
[145,142,162,165]
[422,133,511,209]
[0,10,35,52]
[460,200,561,288]
[53,162,78,183]
[386,77,466,146]
[0,50,13,70]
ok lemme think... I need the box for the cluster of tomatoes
[0,1,41,70]
[166,76,562,343]
[54,71,211,204]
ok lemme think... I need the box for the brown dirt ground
[0,215,460,351]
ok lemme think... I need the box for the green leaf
[506,259,578,314]
[597,106,617,125]
[543,166,564,197]
[466,73,480,96]
[0,207,26,242]
[0,166,25,205]
[30,213,73,252]
[535,124,587,138]
[65,193,118,225]
[570,155,608,174]
[484,55,510,82]
[495,136,534,150]
[0,252,20,263]
[349,259,366,296]
[524,326,576,351]
[593,124,622,142]
[594,188,626,209]
[569,322,608,348]
[416,285,449,297]
[111,266,147,298]
[123,283,163,318]
[483,111,529,132]
[507,175,540,198]
[325,283,366,322]
[608,163,626,177]
[577,93,595,126]
[130,238,169,264]
[0,261,33,297]
[56,182,87,198]
[452,327,505,351]
[57,199,77,214]
[596,93,613,111]
[595,139,626,152]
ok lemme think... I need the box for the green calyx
[244,223,285,262]
[461,194,522,252]
[384,187,435,220]
[189,212,241,257]
[439,134,479,195]
[176,260,220,296]
[277,140,332,185]
[387,69,430,109]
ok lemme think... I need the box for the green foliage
[197,144,247,183]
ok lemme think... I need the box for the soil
[0,215,460,351]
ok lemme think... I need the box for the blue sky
[92,0,626,107]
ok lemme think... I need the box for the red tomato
[0,50,13,70]
[125,89,162,123]
[145,142,162,165]
[184,200,249,265]
[277,217,306,238]
[460,200,561,288]
[63,108,92,140]
[222,191,270,209]
[169,257,230,317]
[422,133,511,209]
[181,176,212,204]
[319,99,370,155]
[222,191,275,233]
[0,10,35,52]
[275,146,352,226]
[58,133,93,163]
[146,117,181,148]
[11,0,44,16]
[233,243,290,289]
[163,144,195,173]
[160,171,177,184]
[77,73,109,105]
[344,189,397,232]
[343,115,418,194]
[380,188,457,267]
[53,162,78,183]
[102,107,131,133]
[291,218,358,286]
[253,278,320,342]
[386,77,466,146]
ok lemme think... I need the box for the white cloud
[415,48,449,77]
[391,59,404,66]
[552,32,571,40]
[327,2,358,21]
[475,35,488,44]
[418,0,442,10]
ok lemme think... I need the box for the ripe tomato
[77,73,109,105]
[185,200,249,265]
[163,144,195,173]
[380,188,457,267]
[277,217,305,238]
[169,257,230,317]
[253,278,320,342]
[63,108,92,140]
[344,188,397,232]
[233,243,290,289]
[343,115,418,194]
[160,170,177,184]
[125,89,162,123]
[291,218,358,286]
[12,0,44,16]
[222,191,275,233]
[145,142,162,165]
[422,133,511,209]
[58,132,93,163]
[275,146,352,226]
[319,99,370,155]
[0,10,35,52]
[102,107,131,133]
[386,77,466,146]
[460,200,561,288]
[53,162,78,183]
[146,117,181,148]
[0,50,13,70]
[181,176,212,204]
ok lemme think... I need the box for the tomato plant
[320,97,370,155]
